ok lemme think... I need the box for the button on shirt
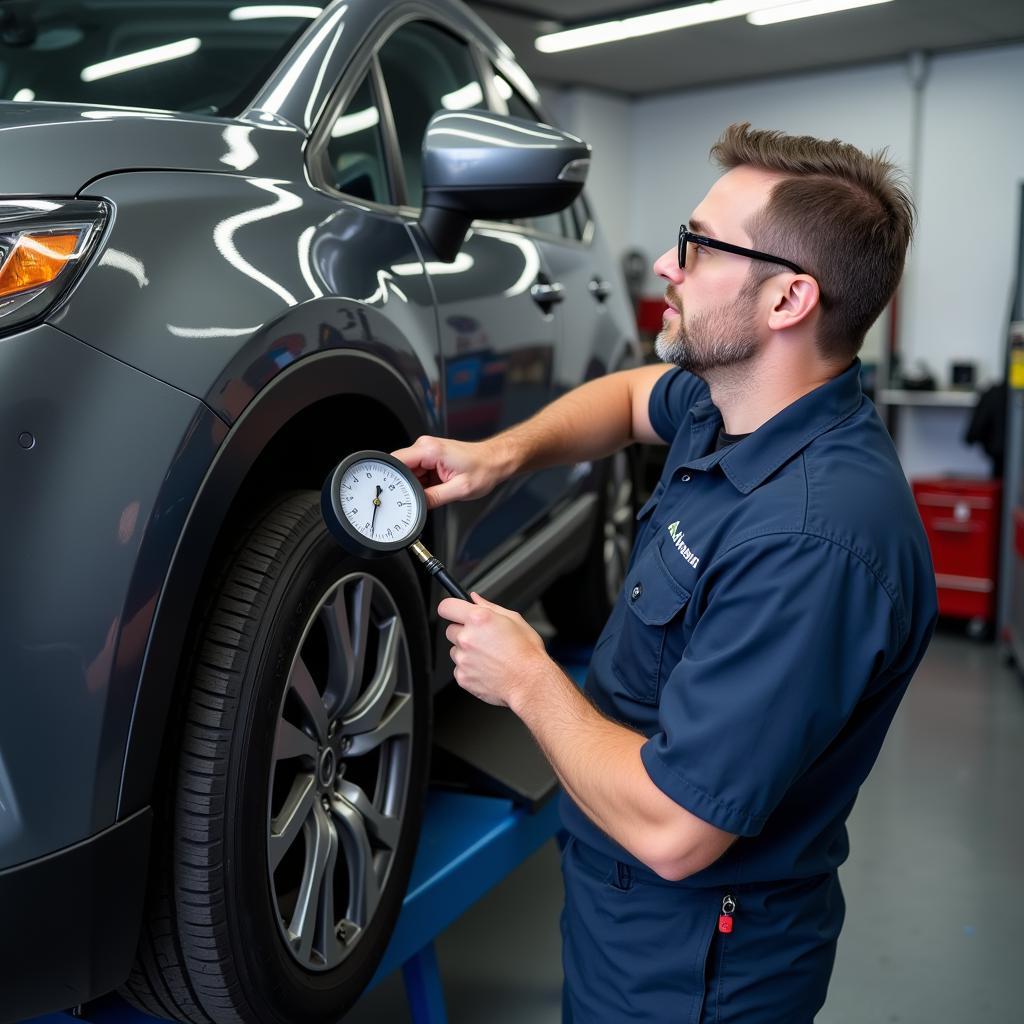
[560,360,938,886]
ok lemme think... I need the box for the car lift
[24,654,589,1024]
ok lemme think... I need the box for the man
[393,123,937,1022]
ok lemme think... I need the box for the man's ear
[767,275,819,332]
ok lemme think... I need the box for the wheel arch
[117,347,438,819]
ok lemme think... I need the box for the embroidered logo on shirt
[666,521,701,568]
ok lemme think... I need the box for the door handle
[588,277,611,302]
[531,279,565,313]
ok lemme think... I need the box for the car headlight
[0,199,108,334]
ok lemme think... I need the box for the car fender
[117,345,435,818]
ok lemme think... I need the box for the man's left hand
[438,593,550,707]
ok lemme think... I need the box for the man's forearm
[494,369,637,475]
[509,661,725,880]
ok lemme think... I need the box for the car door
[375,19,565,586]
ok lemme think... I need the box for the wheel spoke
[269,772,317,871]
[349,578,373,691]
[335,777,401,850]
[612,501,634,527]
[333,793,381,928]
[288,801,334,964]
[274,717,317,764]
[316,812,343,965]
[341,618,401,738]
[343,690,412,758]
[321,586,359,716]
[289,656,328,744]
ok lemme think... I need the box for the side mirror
[417,110,590,262]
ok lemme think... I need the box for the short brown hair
[711,122,914,364]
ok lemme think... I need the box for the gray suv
[0,2,639,1021]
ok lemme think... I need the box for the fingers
[393,437,469,510]
[423,477,467,510]
[437,596,475,623]
[470,592,519,621]
[391,436,442,473]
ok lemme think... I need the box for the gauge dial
[321,450,427,556]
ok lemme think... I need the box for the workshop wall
[901,43,1024,388]
[549,42,1024,479]
[627,58,915,314]
[545,86,633,264]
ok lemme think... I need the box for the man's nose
[653,246,684,284]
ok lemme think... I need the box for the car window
[571,196,592,243]
[493,70,574,240]
[326,72,390,204]
[0,1,311,115]
[378,21,484,209]
[494,72,541,125]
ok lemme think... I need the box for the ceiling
[466,0,1024,96]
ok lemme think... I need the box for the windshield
[0,0,318,115]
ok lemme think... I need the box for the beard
[655,284,760,377]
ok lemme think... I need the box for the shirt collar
[680,359,864,494]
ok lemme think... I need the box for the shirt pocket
[610,537,691,704]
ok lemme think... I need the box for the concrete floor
[347,627,1024,1023]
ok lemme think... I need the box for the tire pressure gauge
[322,450,471,601]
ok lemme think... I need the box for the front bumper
[0,807,152,1022]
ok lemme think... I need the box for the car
[0,2,640,1021]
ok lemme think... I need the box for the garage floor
[347,627,1024,1023]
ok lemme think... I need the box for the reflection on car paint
[220,124,260,171]
[212,178,305,305]
[97,249,149,288]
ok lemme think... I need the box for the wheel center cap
[318,748,336,787]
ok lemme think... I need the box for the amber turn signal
[0,231,82,299]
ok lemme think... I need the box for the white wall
[902,43,1024,387]
[545,86,633,264]
[628,60,916,295]
[548,45,1024,479]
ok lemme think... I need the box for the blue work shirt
[560,359,937,886]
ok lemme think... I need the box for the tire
[122,491,431,1023]
[542,448,640,643]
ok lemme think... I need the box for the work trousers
[560,836,844,1023]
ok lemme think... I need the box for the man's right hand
[391,435,513,510]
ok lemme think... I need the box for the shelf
[877,389,978,408]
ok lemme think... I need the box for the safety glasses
[678,224,805,276]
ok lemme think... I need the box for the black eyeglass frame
[678,224,805,276]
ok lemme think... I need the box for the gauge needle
[370,484,382,535]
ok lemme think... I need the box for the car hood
[0,101,302,196]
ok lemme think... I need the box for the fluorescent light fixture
[12,88,35,101]
[81,37,200,82]
[536,1,799,52]
[748,0,893,25]
[230,5,322,19]
[441,81,484,110]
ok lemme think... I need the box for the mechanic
[393,122,937,1022]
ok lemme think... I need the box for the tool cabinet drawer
[912,478,1001,622]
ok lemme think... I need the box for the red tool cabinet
[912,478,1002,624]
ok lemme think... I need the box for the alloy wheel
[267,571,414,971]
[603,449,635,606]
